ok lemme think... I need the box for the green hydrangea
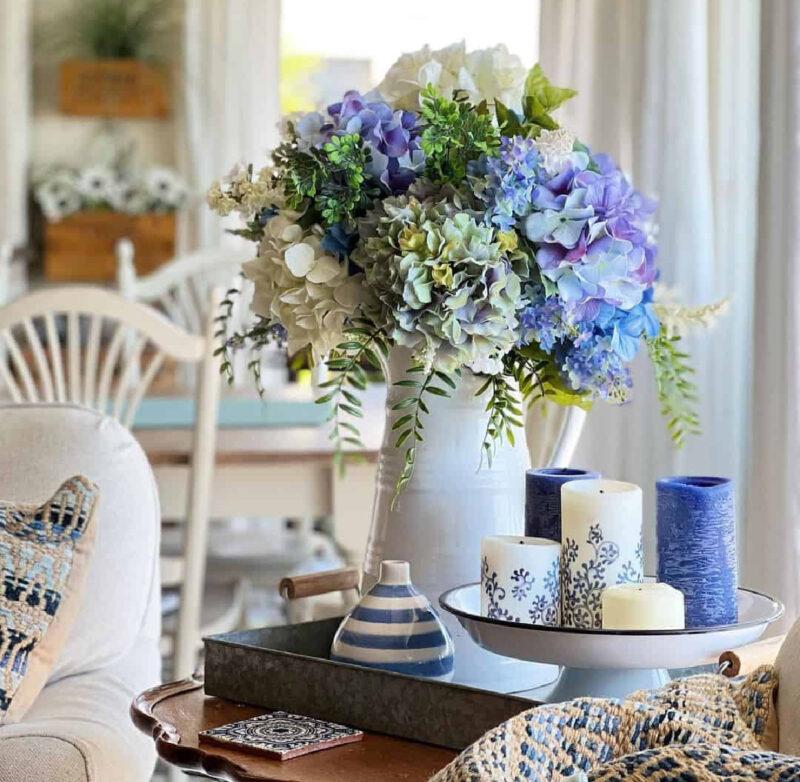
[354,192,526,372]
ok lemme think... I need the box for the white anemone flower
[76,165,117,203]
[34,172,81,222]
[108,180,148,214]
[144,167,188,209]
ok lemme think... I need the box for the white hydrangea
[534,128,577,177]
[377,42,526,111]
[243,212,367,357]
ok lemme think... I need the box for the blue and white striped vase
[330,560,455,681]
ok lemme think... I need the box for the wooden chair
[116,238,264,388]
[0,286,221,679]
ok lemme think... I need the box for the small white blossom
[534,128,577,177]
[144,166,189,209]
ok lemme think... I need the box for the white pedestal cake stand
[439,580,783,702]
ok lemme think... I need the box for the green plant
[314,321,392,472]
[275,132,380,231]
[646,330,700,446]
[419,86,500,185]
[39,0,179,62]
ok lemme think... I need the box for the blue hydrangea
[562,333,633,402]
[474,135,541,230]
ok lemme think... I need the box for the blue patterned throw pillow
[0,476,99,723]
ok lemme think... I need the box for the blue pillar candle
[656,476,737,628]
[525,468,601,541]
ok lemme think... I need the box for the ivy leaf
[524,64,578,112]
[494,100,523,137]
[523,96,560,130]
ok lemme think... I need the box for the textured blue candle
[656,476,737,628]
[525,468,601,541]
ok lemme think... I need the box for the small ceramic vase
[330,560,455,681]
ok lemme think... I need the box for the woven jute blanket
[432,666,800,781]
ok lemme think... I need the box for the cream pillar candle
[601,583,685,630]
[481,535,561,625]
[560,479,643,629]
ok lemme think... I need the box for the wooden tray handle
[718,634,785,678]
[279,568,360,600]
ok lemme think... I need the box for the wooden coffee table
[131,676,457,781]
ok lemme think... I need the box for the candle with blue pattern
[525,468,601,541]
[656,476,738,628]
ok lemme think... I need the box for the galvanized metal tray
[204,616,534,750]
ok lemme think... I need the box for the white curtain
[744,0,800,629]
[0,0,31,249]
[181,0,282,250]
[538,0,760,574]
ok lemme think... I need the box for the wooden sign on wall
[59,59,170,118]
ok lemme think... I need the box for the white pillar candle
[560,479,643,629]
[481,535,561,625]
[601,583,685,630]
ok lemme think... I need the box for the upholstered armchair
[0,403,161,782]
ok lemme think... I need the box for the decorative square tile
[199,710,364,760]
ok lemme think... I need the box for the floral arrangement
[35,164,188,222]
[208,42,724,490]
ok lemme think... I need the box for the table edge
[131,676,264,782]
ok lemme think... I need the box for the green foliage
[475,373,523,468]
[419,86,500,185]
[524,64,578,114]
[316,322,391,473]
[495,63,578,138]
[38,0,179,62]
[214,285,285,396]
[506,347,593,410]
[390,366,458,505]
[275,132,379,230]
[646,330,700,447]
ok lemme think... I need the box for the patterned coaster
[199,710,364,760]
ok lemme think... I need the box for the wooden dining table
[132,385,384,565]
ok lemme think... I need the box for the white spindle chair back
[0,286,222,679]
[116,239,264,387]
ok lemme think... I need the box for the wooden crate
[44,211,176,282]
[59,58,170,118]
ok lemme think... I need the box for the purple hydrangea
[508,147,659,401]
[295,91,424,194]
[524,153,656,320]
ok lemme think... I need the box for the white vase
[363,347,586,691]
